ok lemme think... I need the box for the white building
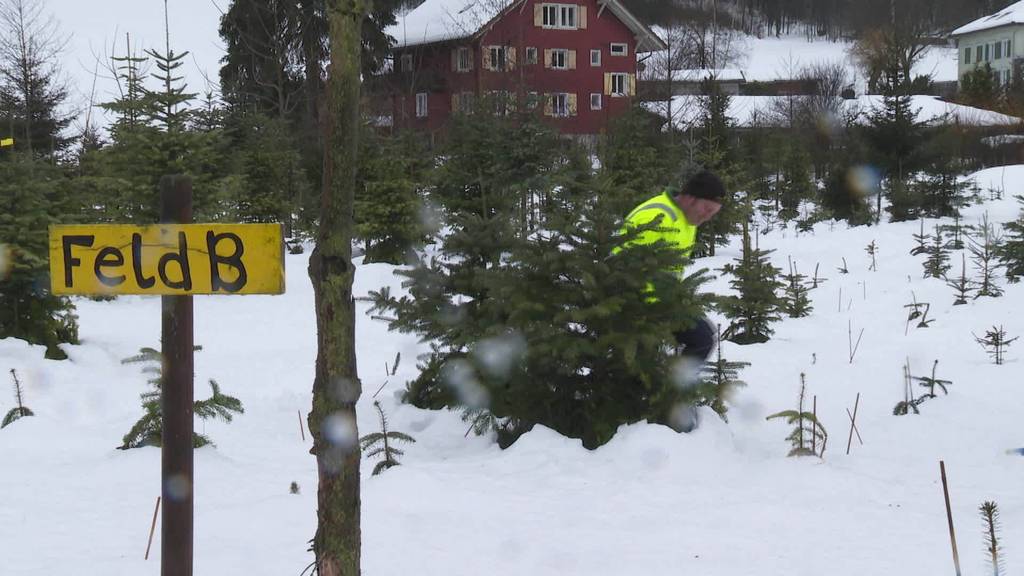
[951,1,1024,87]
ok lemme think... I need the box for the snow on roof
[387,0,514,49]
[952,1,1024,36]
[670,69,746,83]
[649,95,1020,130]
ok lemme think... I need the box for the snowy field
[3,166,1024,575]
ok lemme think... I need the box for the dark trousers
[674,317,716,363]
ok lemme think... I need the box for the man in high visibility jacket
[621,170,725,366]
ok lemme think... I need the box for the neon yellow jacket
[619,191,698,266]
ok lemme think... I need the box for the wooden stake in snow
[298,410,306,442]
[145,496,161,560]
[845,393,860,455]
[848,320,864,364]
[940,461,963,576]
[812,395,818,455]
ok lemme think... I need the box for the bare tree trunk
[307,1,366,574]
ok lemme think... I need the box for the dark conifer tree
[717,220,784,344]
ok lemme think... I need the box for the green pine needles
[2,369,34,429]
[980,501,1004,576]
[696,327,750,422]
[922,225,951,279]
[717,221,784,344]
[360,401,415,476]
[970,214,1004,299]
[974,326,1018,366]
[781,256,813,318]
[895,359,952,415]
[767,374,827,457]
[118,346,243,449]
[947,253,974,305]
[998,195,1024,283]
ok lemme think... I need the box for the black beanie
[682,170,726,201]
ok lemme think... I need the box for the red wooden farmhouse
[383,0,667,136]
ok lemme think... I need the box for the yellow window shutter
[483,47,493,70]
[568,50,577,70]
[628,74,636,96]
[578,6,587,29]
[544,49,553,69]
[604,73,612,95]
[534,4,544,26]
[468,48,474,70]
[452,94,459,113]
[451,49,458,71]
[507,47,517,70]
[568,93,578,116]
[544,93,553,116]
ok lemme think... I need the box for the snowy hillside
[3,167,1024,575]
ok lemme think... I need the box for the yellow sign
[49,224,285,295]
[0,138,13,147]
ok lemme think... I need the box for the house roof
[669,69,746,83]
[952,1,1024,37]
[386,0,667,52]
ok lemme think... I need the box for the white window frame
[550,48,568,70]
[552,93,569,117]
[456,47,472,72]
[401,53,413,71]
[996,41,1004,60]
[526,46,538,65]
[985,43,991,61]
[415,93,428,118]
[610,43,628,57]
[590,93,602,110]
[610,73,628,97]
[488,46,508,71]
[976,45,983,63]
[455,92,475,114]
[591,49,601,66]
[542,3,577,29]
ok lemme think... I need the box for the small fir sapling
[781,256,813,318]
[717,221,784,345]
[290,482,300,495]
[911,220,930,256]
[2,369,34,429]
[998,195,1024,282]
[970,214,1005,298]
[914,360,952,399]
[866,241,878,271]
[974,326,1018,365]
[922,225,951,279]
[695,326,750,421]
[766,374,828,457]
[903,292,933,332]
[939,213,973,251]
[810,262,826,289]
[837,257,849,274]
[980,501,1004,576]
[118,346,244,449]
[894,360,925,415]
[946,253,974,305]
[360,400,416,475]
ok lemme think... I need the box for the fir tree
[2,368,33,428]
[974,326,1018,366]
[910,219,930,256]
[781,256,813,318]
[894,359,926,415]
[970,214,1004,298]
[118,346,243,449]
[359,400,415,476]
[778,143,813,222]
[355,127,431,264]
[369,172,713,449]
[922,225,951,279]
[866,240,879,271]
[997,195,1024,282]
[914,359,952,399]
[0,155,79,358]
[766,374,827,458]
[717,221,784,344]
[696,326,750,421]
[939,212,973,251]
[599,105,678,210]
[947,253,974,305]
[980,501,1005,576]
[692,79,746,257]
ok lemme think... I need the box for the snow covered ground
[4,167,1024,575]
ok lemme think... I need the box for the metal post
[160,175,194,576]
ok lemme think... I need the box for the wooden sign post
[49,175,285,576]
